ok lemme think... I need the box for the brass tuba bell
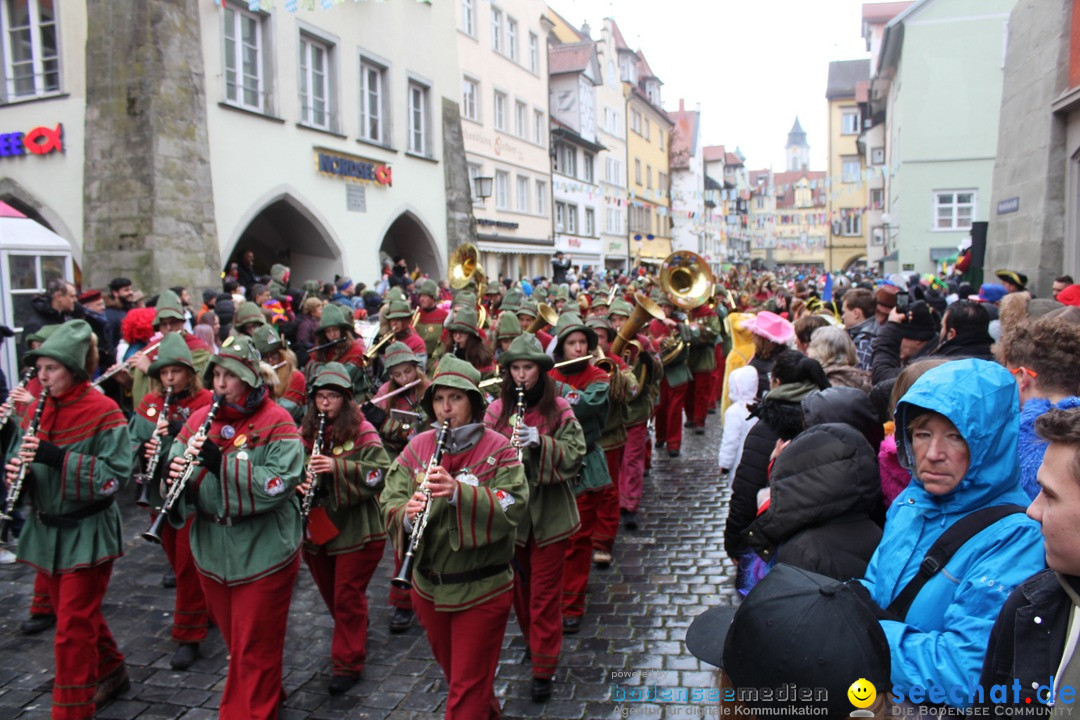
[448,242,488,326]
[659,251,715,311]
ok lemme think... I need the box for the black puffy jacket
[743,423,883,582]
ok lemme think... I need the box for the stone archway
[225,191,343,288]
[842,253,869,272]
[379,211,442,280]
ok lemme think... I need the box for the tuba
[610,293,664,359]
[448,243,488,326]
[657,252,714,366]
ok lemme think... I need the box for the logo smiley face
[848,678,876,709]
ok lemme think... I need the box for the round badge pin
[343,440,354,452]
[147,407,157,417]
[332,446,344,456]
[236,451,249,461]
[222,425,236,440]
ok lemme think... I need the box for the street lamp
[473,176,493,203]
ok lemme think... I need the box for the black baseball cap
[685,564,890,717]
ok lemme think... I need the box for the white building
[549,40,604,272]
[668,99,705,259]
[595,18,629,272]
[0,1,463,291]
[458,0,554,283]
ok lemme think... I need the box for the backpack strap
[886,504,1026,620]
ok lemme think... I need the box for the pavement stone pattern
[0,417,739,719]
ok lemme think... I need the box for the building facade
[825,59,871,271]
[1,0,465,295]
[667,99,706,261]
[872,0,1017,275]
[457,0,553,283]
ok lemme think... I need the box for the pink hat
[740,311,795,344]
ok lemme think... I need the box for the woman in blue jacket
[860,358,1045,707]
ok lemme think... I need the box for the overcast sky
[547,0,872,172]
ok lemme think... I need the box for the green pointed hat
[554,285,570,302]
[447,305,481,337]
[517,301,539,318]
[233,301,267,331]
[387,287,407,303]
[420,354,484,418]
[251,323,285,355]
[309,361,353,397]
[384,300,413,320]
[552,312,597,352]
[495,311,522,341]
[499,332,553,370]
[206,334,264,388]
[499,289,524,314]
[24,323,62,349]
[383,341,420,369]
[609,297,633,317]
[586,315,614,339]
[318,303,353,332]
[148,331,196,377]
[533,286,549,301]
[153,289,186,328]
[25,319,92,380]
[418,279,439,298]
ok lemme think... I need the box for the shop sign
[0,123,64,158]
[316,148,392,186]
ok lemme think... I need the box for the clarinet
[390,419,451,591]
[135,385,174,508]
[510,385,526,462]
[0,367,37,431]
[0,389,48,542]
[301,411,326,520]
[143,395,222,544]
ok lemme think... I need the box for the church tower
[785,116,810,171]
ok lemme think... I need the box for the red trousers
[31,570,53,616]
[413,588,512,720]
[199,552,300,720]
[562,488,604,617]
[513,536,568,680]
[710,346,727,408]
[47,562,125,720]
[620,422,648,512]
[655,379,688,451]
[687,371,714,426]
[593,446,624,552]
[388,547,413,611]
[160,514,209,644]
[303,540,385,677]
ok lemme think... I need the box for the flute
[92,339,163,388]
[367,378,424,406]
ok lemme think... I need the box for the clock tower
[786,116,810,171]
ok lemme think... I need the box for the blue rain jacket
[860,359,1045,705]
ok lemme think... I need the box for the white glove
[516,424,541,448]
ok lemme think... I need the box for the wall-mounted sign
[996,197,1020,215]
[316,148,391,186]
[0,123,64,158]
[346,184,366,213]
[476,218,519,230]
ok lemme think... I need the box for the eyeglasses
[1010,366,1038,379]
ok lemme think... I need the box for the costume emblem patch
[494,489,515,511]
[566,390,581,405]
[456,471,479,487]
[265,476,285,495]
[101,478,119,496]
[366,469,382,487]
[147,406,157,418]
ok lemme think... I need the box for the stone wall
[442,97,477,255]
[986,0,1072,295]
[82,0,219,293]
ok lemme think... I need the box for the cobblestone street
[0,418,737,720]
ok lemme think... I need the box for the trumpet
[391,419,451,591]
[135,385,174,508]
[301,411,326,521]
[364,330,395,360]
[0,388,48,542]
[0,367,37,430]
[510,385,526,462]
[92,339,163,389]
[143,395,222,544]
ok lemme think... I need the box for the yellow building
[610,21,673,267]
[825,59,871,270]
[749,168,829,268]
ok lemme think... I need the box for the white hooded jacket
[718,365,760,471]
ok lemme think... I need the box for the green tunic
[688,311,722,374]
[13,383,133,574]
[381,426,528,611]
[550,365,611,495]
[168,397,305,586]
[303,419,390,555]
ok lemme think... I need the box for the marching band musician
[585,316,636,569]
[493,311,522,363]
[683,295,722,435]
[165,335,304,720]
[433,305,496,380]
[125,290,211,411]
[4,320,134,719]
[382,299,428,370]
[547,313,611,635]
[365,341,430,633]
[231,301,268,337]
[708,284,732,414]
[649,291,692,458]
[300,363,392,694]
[413,279,448,357]
[516,301,555,351]
[380,355,528,719]
[252,324,306,423]
[131,332,214,670]
[482,333,585,702]
[305,303,369,398]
